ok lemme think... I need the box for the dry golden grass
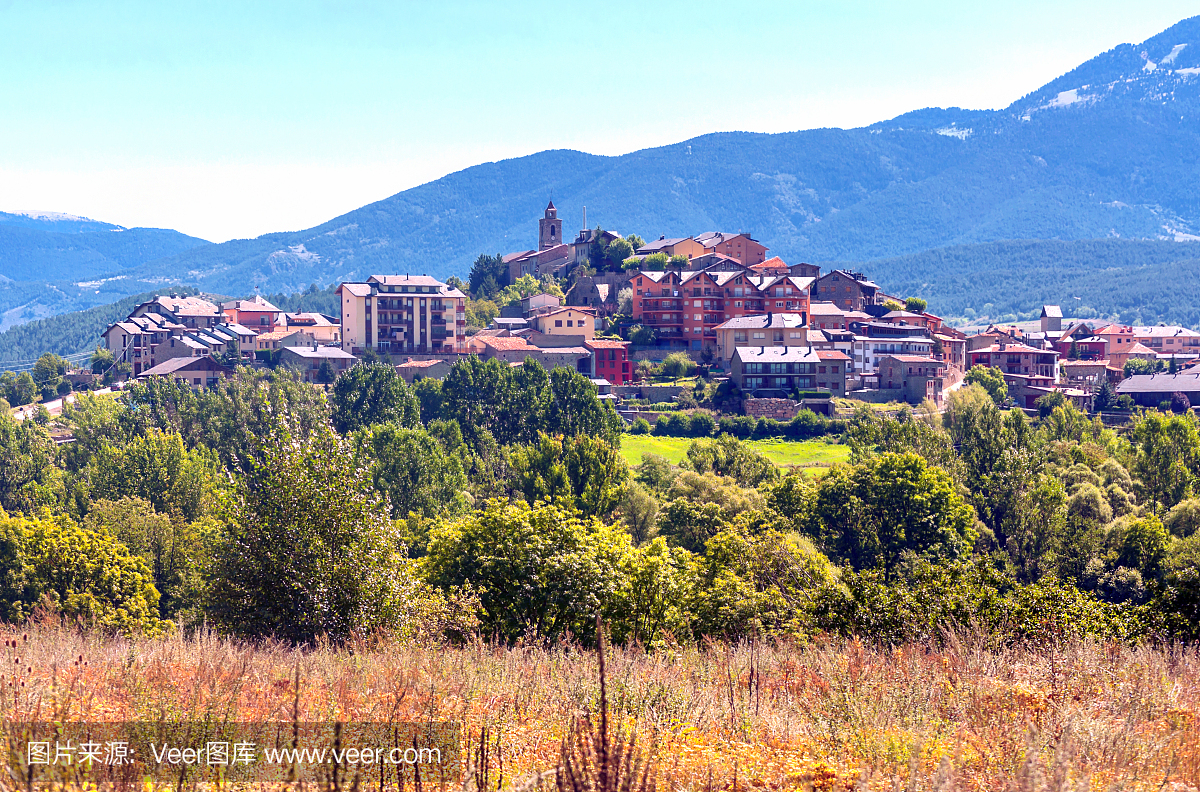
[1,625,1197,791]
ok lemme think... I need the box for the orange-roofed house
[585,339,632,384]
[815,350,851,396]
[750,256,790,275]
[222,295,283,332]
[1093,324,1135,367]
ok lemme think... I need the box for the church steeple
[539,200,562,250]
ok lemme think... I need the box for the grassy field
[621,434,851,469]
[11,626,1197,790]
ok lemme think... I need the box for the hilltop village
[77,202,1197,419]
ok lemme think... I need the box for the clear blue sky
[0,1,1195,242]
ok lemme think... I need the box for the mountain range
[3,16,1200,337]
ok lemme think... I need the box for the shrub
[687,411,718,437]
[1171,391,1192,414]
[718,415,757,438]
[660,352,696,379]
[0,510,167,635]
[653,412,688,436]
[425,499,632,643]
[628,417,651,435]
[207,422,414,642]
[787,409,829,438]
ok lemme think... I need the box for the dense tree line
[0,356,1196,645]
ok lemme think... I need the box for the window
[694,314,701,321]
[752,332,765,339]
[694,300,701,307]
[776,301,784,308]
[567,320,574,327]
[555,320,563,327]
[819,366,826,374]
[735,301,742,308]
[790,332,802,339]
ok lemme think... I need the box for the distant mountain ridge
[6,15,1200,327]
[0,211,209,330]
[119,16,1200,298]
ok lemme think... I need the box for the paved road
[10,387,115,421]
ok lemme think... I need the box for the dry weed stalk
[554,618,657,792]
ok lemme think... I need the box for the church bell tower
[539,201,562,250]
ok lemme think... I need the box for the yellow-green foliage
[0,509,167,635]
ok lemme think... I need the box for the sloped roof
[153,295,220,317]
[139,356,229,377]
[714,313,806,330]
[733,346,820,363]
[337,282,371,297]
[279,346,356,359]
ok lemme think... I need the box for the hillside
[5,17,1200,329]
[0,211,210,330]
[862,239,1200,326]
[103,16,1200,297]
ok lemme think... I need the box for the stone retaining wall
[743,398,801,420]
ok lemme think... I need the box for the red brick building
[629,266,813,351]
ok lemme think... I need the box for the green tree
[496,358,550,446]
[60,392,136,472]
[329,362,421,434]
[610,537,690,646]
[1094,380,1116,411]
[412,377,444,422]
[123,368,331,475]
[1127,410,1200,512]
[629,325,656,346]
[688,530,837,640]
[657,498,728,553]
[0,509,166,634]
[1124,357,1161,378]
[1036,389,1067,418]
[604,238,634,270]
[86,429,220,522]
[965,365,1008,405]
[508,433,628,518]
[424,499,632,643]
[683,434,779,487]
[316,358,337,384]
[468,253,508,298]
[82,497,206,620]
[31,353,68,394]
[207,420,412,642]
[0,371,38,406]
[668,254,689,269]
[440,356,509,449]
[904,296,928,313]
[812,453,975,580]
[466,298,500,329]
[90,347,115,375]
[360,423,468,520]
[660,352,696,379]
[544,367,623,446]
[639,252,669,271]
[0,410,60,515]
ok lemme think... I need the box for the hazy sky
[0,1,1195,242]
